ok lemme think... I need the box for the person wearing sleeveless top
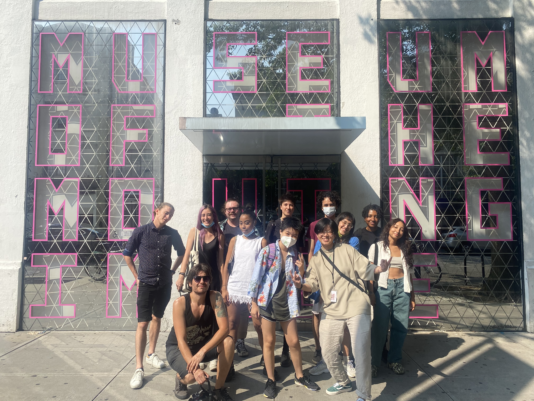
[176,204,225,294]
[166,263,235,401]
[221,210,267,376]
[368,218,416,378]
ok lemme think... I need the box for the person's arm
[217,233,225,277]
[176,228,196,291]
[122,229,141,284]
[186,291,229,374]
[409,274,416,311]
[221,236,237,304]
[248,245,269,319]
[171,230,186,272]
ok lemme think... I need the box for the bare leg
[147,315,162,355]
[313,313,321,351]
[281,319,304,378]
[261,318,277,381]
[216,336,235,389]
[227,303,241,341]
[251,309,264,350]
[342,327,351,356]
[135,321,149,369]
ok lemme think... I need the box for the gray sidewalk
[1,329,534,401]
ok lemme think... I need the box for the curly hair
[361,204,383,220]
[380,218,413,267]
[317,191,341,211]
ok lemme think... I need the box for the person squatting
[124,193,416,401]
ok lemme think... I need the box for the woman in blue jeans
[369,218,415,377]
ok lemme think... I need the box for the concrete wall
[1,0,531,332]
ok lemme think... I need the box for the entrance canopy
[179,117,365,155]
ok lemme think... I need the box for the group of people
[123,191,416,401]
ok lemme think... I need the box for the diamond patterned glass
[22,21,165,331]
[205,21,339,117]
[379,20,523,331]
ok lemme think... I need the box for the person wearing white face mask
[305,191,341,366]
[248,217,320,398]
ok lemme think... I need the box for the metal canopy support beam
[179,117,366,155]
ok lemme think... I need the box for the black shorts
[137,281,172,322]
[166,344,219,378]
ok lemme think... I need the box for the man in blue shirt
[123,202,185,390]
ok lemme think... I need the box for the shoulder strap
[319,248,368,295]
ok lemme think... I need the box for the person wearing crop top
[368,218,416,378]
[166,263,235,401]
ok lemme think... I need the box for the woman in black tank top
[166,293,218,351]
[203,235,221,291]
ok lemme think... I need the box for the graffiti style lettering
[106,254,138,318]
[286,104,331,117]
[110,104,156,166]
[388,104,434,166]
[387,32,431,92]
[108,178,155,241]
[465,178,512,241]
[33,178,79,241]
[461,31,506,92]
[112,33,157,93]
[29,254,77,318]
[463,103,509,166]
[389,178,436,240]
[38,33,84,93]
[35,105,82,166]
[213,32,257,93]
[286,32,330,93]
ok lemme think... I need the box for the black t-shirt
[265,218,305,250]
[354,226,383,259]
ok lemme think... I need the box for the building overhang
[179,117,366,155]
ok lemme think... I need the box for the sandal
[388,362,405,375]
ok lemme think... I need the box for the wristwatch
[178,272,186,277]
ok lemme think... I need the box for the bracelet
[178,272,186,276]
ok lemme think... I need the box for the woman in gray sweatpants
[293,218,388,401]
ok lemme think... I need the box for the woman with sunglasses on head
[220,209,267,374]
[369,218,416,377]
[248,217,319,399]
[293,218,387,400]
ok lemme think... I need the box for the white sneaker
[146,353,166,369]
[209,359,217,372]
[346,359,356,378]
[309,359,329,376]
[130,368,144,389]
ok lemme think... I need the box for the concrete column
[514,0,534,333]
[339,0,381,225]
[0,0,35,332]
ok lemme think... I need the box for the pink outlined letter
[465,178,512,241]
[112,33,157,93]
[35,104,82,166]
[29,253,77,318]
[106,254,138,318]
[388,104,434,166]
[108,178,155,241]
[286,104,331,117]
[286,32,330,93]
[461,31,506,92]
[463,103,510,166]
[387,32,431,92]
[38,33,84,93]
[213,32,257,93]
[33,178,80,241]
[389,178,436,240]
[110,104,156,166]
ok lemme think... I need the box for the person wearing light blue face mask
[221,209,267,375]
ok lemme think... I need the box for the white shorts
[312,299,324,315]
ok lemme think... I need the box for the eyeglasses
[225,207,239,211]
[193,276,211,283]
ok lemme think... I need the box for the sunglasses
[193,276,211,283]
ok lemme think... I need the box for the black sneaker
[260,355,265,366]
[173,376,188,399]
[294,374,320,391]
[262,367,280,382]
[280,352,291,368]
[312,349,322,364]
[263,378,277,399]
[213,387,233,401]
[225,363,236,382]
